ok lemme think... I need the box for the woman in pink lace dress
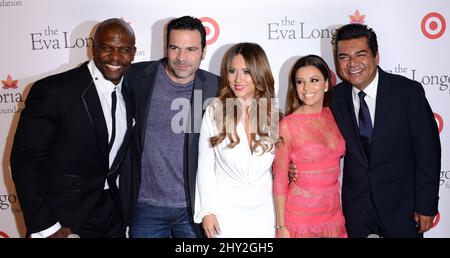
[273,55,347,238]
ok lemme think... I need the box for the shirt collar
[352,70,378,100]
[87,60,122,93]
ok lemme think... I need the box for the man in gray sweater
[121,16,219,238]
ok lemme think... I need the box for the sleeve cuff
[30,222,62,238]
[193,210,212,224]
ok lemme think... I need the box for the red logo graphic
[434,112,444,133]
[421,12,446,39]
[349,10,366,24]
[200,17,220,45]
[1,75,19,89]
[329,69,337,87]
[0,231,9,238]
[431,212,440,228]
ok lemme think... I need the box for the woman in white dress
[194,42,279,238]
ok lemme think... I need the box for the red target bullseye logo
[421,12,446,39]
[0,231,9,238]
[200,17,220,45]
[434,112,443,133]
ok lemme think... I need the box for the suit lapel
[108,82,134,175]
[370,68,393,163]
[81,80,109,163]
[334,82,368,166]
[138,62,159,149]
[187,70,209,148]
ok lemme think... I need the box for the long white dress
[194,104,275,238]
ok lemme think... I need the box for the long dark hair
[286,55,333,115]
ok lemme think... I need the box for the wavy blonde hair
[210,42,279,154]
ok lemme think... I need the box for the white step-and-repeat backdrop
[0,0,448,238]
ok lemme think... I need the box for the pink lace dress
[273,107,347,238]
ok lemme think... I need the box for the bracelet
[276,225,285,230]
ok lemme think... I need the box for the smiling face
[165,29,205,84]
[228,54,256,101]
[93,25,136,85]
[295,65,328,113]
[337,37,379,91]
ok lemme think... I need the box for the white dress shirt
[352,71,378,127]
[31,60,127,238]
[88,60,127,171]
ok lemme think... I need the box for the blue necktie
[358,91,373,156]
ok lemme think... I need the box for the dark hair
[286,55,333,115]
[334,23,378,57]
[94,18,135,45]
[166,16,206,50]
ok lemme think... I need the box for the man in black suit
[334,24,441,238]
[121,16,219,238]
[290,23,441,237]
[10,18,136,238]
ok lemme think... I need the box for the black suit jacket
[331,67,441,237]
[120,59,219,236]
[10,62,133,234]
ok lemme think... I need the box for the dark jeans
[130,203,197,238]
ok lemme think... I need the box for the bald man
[11,18,136,238]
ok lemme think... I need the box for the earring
[324,89,328,92]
